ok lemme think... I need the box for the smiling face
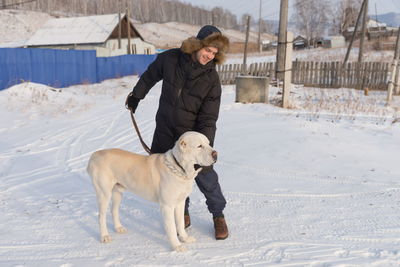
[195,46,218,65]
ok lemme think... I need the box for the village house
[293,35,308,49]
[25,13,155,57]
[323,36,346,49]
[342,18,398,41]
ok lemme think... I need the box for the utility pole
[126,6,131,54]
[242,15,251,74]
[358,0,368,64]
[276,0,289,81]
[257,0,262,52]
[282,32,293,108]
[394,27,400,61]
[343,0,367,66]
[358,0,368,92]
[118,11,122,49]
[393,27,400,95]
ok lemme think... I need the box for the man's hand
[125,92,140,113]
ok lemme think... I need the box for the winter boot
[213,215,229,240]
[184,212,191,229]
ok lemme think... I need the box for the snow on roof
[368,19,387,28]
[25,14,123,46]
[347,19,387,32]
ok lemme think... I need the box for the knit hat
[196,25,221,40]
[181,25,229,65]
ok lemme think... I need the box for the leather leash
[125,94,152,155]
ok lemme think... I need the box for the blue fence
[0,48,157,90]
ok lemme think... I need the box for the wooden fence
[217,61,390,90]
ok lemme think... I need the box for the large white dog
[87,131,217,252]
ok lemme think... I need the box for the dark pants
[184,168,226,218]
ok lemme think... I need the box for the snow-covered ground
[1,7,400,267]
[1,73,400,266]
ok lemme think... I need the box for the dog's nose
[212,150,218,161]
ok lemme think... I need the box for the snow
[0,9,276,49]
[25,14,123,47]
[1,8,400,267]
[0,9,52,47]
[1,68,400,266]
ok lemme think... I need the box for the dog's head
[172,131,217,176]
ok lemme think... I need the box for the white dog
[87,131,217,252]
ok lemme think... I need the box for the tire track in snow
[219,160,388,186]
[187,188,400,265]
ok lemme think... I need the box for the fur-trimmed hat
[181,25,229,65]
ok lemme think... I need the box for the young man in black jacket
[126,25,229,240]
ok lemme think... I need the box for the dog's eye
[197,145,203,148]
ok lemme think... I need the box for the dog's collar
[172,152,186,175]
[164,151,187,178]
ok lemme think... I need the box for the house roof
[367,19,387,28]
[25,13,142,46]
[347,19,387,32]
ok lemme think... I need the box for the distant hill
[375,12,400,27]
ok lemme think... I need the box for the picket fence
[217,61,390,90]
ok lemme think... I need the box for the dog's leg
[175,200,196,244]
[96,188,113,243]
[112,185,127,234]
[160,205,186,252]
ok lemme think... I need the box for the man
[125,25,229,240]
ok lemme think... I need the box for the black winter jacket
[131,48,221,153]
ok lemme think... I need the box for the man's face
[195,46,218,65]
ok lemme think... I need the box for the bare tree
[240,14,253,32]
[10,0,239,30]
[292,0,331,45]
[331,0,362,34]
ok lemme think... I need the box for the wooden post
[395,61,400,95]
[118,12,122,49]
[358,0,368,64]
[358,0,368,91]
[394,28,400,94]
[282,32,293,108]
[387,60,397,103]
[394,27,400,61]
[276,0,289,81]
[126,7,131,54]
[258,0,262,52]
[242,15,250,75]
[343,0,367,66]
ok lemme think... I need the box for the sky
[179,0,400,20]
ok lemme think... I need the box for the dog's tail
[86,151,99,178]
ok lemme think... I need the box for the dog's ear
[180,140,187,149]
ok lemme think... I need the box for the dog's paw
[101,235,112,243]
[185,235,196,243]
[181,235,196,243]
[115,226,128,234]
[174,245,187,252]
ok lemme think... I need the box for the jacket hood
[180,32,229,65]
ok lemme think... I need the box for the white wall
[106,38,155,55]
